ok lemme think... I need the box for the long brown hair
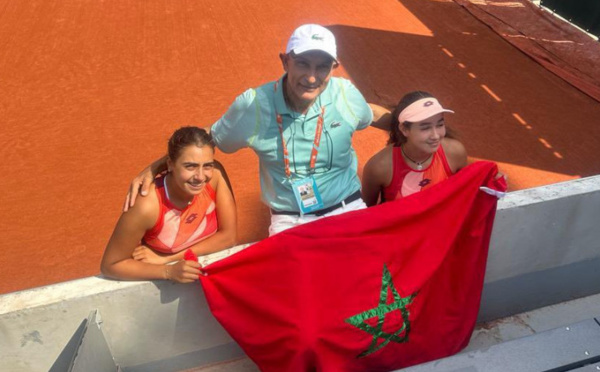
[388,91,457,146]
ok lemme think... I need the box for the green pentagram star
[345,264,416,358]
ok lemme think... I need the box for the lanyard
[274,81,325,178]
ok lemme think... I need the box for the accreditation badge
[291,176,324,215]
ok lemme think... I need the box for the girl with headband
[362,91,468,206]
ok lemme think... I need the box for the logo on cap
[424,101,434,107]
[311,34,324,41]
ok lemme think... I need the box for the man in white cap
[126,24,381,235]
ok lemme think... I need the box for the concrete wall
[481,175,600,321]
[1,175,599,371]
[0,278,243,371]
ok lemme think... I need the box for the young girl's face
[168,144,215,196]
[401,113,446,154]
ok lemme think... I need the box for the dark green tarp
[541,0,600,38]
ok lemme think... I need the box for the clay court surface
[1,0,599,294]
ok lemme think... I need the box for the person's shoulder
[442,137,466,156]
[365,145,394,177]
[441,138,468,172]
[230,79,277,111]
[209,167,223,189]
[329,76,356,90]
[210,163,234,193]
[255,78,277,92]
[230,88,259,111]
[371,144,394,164]
[362,145,394,190]
[329,77,372,125]
[127,182,160,226]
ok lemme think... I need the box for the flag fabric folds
[196,161,506,372]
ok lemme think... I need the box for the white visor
[398,97,454,124]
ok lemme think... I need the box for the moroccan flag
[196,161,506,371]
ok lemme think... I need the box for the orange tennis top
[143,176,218,254]
[382,145,453,201]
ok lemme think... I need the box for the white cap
[286,24,337,61]
[398,97,454,123]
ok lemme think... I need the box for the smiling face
[280,50,337,112]
[400,113,447,156]
[167,144,215,198]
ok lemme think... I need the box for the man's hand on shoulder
[123,155,168,212]
[369,103,393,131]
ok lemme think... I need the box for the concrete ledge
[0,278,235,371]
[403,317,600,372]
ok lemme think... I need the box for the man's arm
[210,88,258,154]
[123,155,168,212]
[369,103,393,131]
[337,78,374,131]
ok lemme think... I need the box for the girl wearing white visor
[362,91,468,206]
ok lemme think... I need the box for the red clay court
[1,0,599,294]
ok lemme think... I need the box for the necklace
[400,146,432,171]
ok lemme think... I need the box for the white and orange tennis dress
[143,176,218,254]
[382,145,453,201]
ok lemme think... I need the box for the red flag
[199,161,506,372]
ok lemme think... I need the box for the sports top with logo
[211,75,373,212]
[143,175,218,253]
[382,145,453,201]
